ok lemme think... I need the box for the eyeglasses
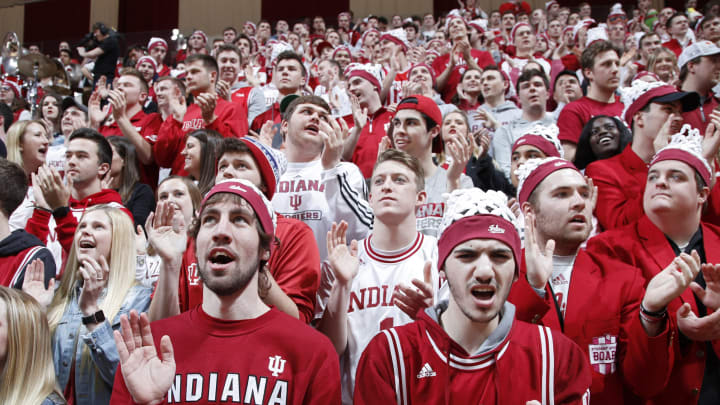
[590,123,617,137]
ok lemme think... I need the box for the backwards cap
[200,179,276,237]
[650,124,712,186]
[438,188,522,274]
[516,157,580,205]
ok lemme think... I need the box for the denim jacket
[52,283,152,405]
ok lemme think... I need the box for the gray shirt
[417,166,473,237]
[491,113,556,180]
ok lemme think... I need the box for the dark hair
[0,158,28,217]
[553,69,580,91]
[373,149,425,191]
[187,129,223,195]
[92,22,109,35]
[216,44,243,64]
[402,21,419,33]
[516,68,549,90]
[283,95,330,121]
[235,33,253,52]
[119,67,149,93]
[107,136,141,204]
[320,58,341,73]
[0,104,12,132]
[275,50,307,78]
[639,32,660,49]
[223,26,237,35]
[68,128,112,167]
[574,115,632,169]
[38,92,62,129]
[580,40,620,72]
[185,53,219,74]
[666,12,688,29]
[155,76,187,97]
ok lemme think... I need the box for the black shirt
[92,34,120,80]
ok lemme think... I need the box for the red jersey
[153,98,246,175]
[386,67,410,106]
[177,216,321,324]
[99,109,163,187]
[230,86,254,115]
[250,102,281,133]
[355,305,592,405]
[587,216,720,405]
[110,307,341,404]
[509,249,675,404]
[557,96,624,144]
[432,49,495,103]
[350,107,394,178]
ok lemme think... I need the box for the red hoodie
[25,189,130,275]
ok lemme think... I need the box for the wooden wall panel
[350,0,433,20]
[90,0,118,31]
[179,0,261,38]
[0,5,23,44]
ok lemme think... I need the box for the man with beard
[214,44,265,129]
[508,156,695,403]
[110,179,341,404]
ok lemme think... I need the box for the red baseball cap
[396,95,444,153]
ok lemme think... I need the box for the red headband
[518,159,579,204]
[200,181,275,237]
[651,149,712,186]
[512,134,561,158]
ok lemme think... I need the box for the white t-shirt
[551,254,576,316]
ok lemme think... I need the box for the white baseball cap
[678,40,720,70]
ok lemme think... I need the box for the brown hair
[373,149,425,191]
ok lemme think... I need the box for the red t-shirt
[557,95,624,144]
[432,48,495,103]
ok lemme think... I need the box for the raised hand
[377,136,392,159]
[326,221,359,286]
[31,172,51,210]
[77,254,110,316]
[653,113,682,154]
[472,127,491,158]
[393,261,434,319]
[88,90,110,128]
[145,201,188,263]
[643,251,701,312]
[21,259,55,309]
[36,165,71,210]
[320,117,347,170]
[216,79,232,101]
[446,134,472,191]
[702,112,720,168]
[135,225,148,256]
[350,93,368,129]
[195,92,217,123]
[677,302,720,341]
[524,211,555,289]
[114,310,176,404]
[169,87,187,121]
[690,263,720,312]
[108,89,128,121]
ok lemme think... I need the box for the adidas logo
[417,362,437,379]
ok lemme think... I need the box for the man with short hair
[77,22,120,85]
[509,156,690,403]
[92,68,163,187]
[271,95,372,262]
[585,80,701,230]
[500,23,551,86]
[222,26,237,44]
[214,44,265,128]
[342,64,394,179]
[111,179,341,404]
[153,54,246,176]
[701,13,720,44]
[186,29,208,56]
[588,131,720,405]
[0,158,55,288]
[477,66,521,139]
[355,188,593,404]
[492,69,555,179]
[552,70,583,119]
[319,149,440,404]
[250,51,306,135]
[679,41,720,133]
[557,41,625,161]
[663,13,694,56]
[378,28,412,105]
[637,33,662,71]
[153,76,186,122]
[314,59,350,117]
[26,129,128,262]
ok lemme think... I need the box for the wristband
[640,302,667,319]
[52,206,70,219]
[81,310,105,325]
[640,311,665,324]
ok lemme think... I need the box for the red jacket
[25,189,129,273]
[100,109,163,188]
[350,107,394,179]
[508,249,675,404]
[355,304,592,405]
[0,229,55,288]
[153,98,247,175]
[681,92,720,135]
[585,144,647,231]
[587,215,720,404]
[176,216,321,323]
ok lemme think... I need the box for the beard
[198,254,260,297]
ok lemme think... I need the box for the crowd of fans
[2,0,720,403]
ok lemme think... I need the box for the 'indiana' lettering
[277,179,325,193]
[348,285,400,313]
[167,373,289,404]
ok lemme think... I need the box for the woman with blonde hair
[6,119,50,179]
[26,204,152,405]
[0,285,65,404]
[647,47,679,85]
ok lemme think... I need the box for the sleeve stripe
[337,172,374,227]
[382,329,403,405]
[546,326,555,405]
[389,328,408,405]
[11,246,44,286]
[538,324,548,405]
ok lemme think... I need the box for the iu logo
[268,355,286,377]
[289,194,302,211]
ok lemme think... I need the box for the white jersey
[272,159,373,261]
[332,232,439,405]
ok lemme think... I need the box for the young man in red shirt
[588,130,720,404]
[111,179,341,404]
[355,188,592,404]
[678,41,720,133]
[557,41,625,161]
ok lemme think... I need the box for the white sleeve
[247,86,267,126]
[321,163,374,242]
